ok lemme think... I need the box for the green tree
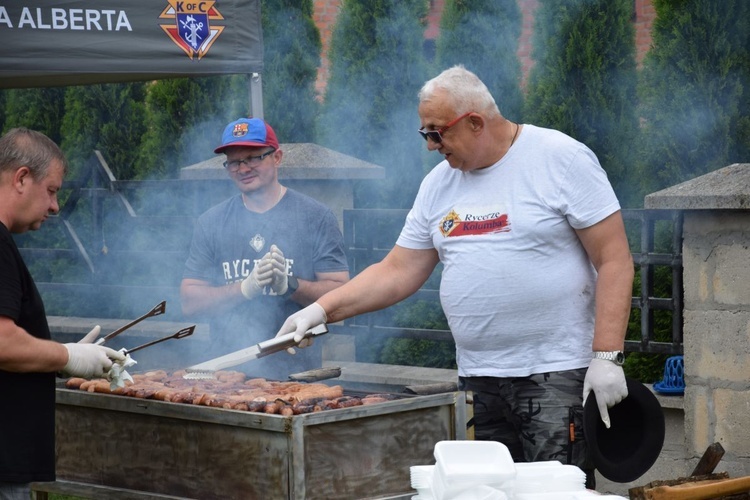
[61,83,147,179]
[638,0,750,197]
[436,0,524,122]
[320,0,430,208]
[1,88,66,143]
[136,76,244,179]
[261,0,321,142]
[524,0,640,207]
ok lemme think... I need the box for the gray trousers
[459,367,596,489]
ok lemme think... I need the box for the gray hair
[418,65,501,117]
[0,128,68,179]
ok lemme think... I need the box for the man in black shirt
[0,128,125,500]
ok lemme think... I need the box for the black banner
[0,1,263,88]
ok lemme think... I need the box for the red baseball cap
[214,118,279,154]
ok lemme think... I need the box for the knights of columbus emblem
[440,209,462,237]
[159,1,225,60]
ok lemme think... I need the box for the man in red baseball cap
[180,118,349,380]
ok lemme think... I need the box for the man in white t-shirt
[274,65,634,487]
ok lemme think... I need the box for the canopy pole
[249,73,264,119]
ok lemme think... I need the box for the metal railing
[623,208,683,355]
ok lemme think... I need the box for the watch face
[594,351,625,365]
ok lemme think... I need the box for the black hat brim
[584,377,665,483]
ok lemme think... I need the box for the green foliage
[436,0,524,121]
[320,0,430,208]
[379,299,457,369]
[1,87,67,143]
[624,270,673,383]
[380,338,457,368]
[524,0,640,207]
[136,76,244,179]
[261,0,322,142]
[637,0,750,198]
[60,84,148,179]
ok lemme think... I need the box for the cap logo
[232,123,249,138]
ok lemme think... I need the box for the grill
[53,383,466,499]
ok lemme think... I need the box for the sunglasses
[418,112,473,143]
[223,149,275,171]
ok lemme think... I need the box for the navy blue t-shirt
[183,189,348,379]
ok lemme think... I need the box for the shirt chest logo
[439,209,511,237]
[249,234,265,252]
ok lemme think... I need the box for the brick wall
[518,0,539,87]
[634,0,656,66]
[312,0,654,96]
[312,0,342,97]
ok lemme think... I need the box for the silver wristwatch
[592,350,625,366]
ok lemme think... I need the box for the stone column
[645,163,750,478]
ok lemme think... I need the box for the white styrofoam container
[431,441,516,500]
[512,463,586,494]
[410,465,435,498]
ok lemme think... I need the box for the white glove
[78,325,102,344]
[267,245,289,295]
[62,343,126,379]
[583,358,628,429]
[275,302,327,353]
[241,252,274,299]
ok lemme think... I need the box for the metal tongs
[124,325,195,355]
[94,301,194,354]
[183,324,329,379]
[95,301,167,345]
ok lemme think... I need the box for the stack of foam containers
[410,441,629,500]
[511,461,629,499]
[430,440,515,499]
[512,461,586,499]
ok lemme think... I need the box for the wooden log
[691,442,726,476]
[629,473,730,500]
[642,475,750,500]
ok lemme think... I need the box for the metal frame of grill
[52,387,466,499]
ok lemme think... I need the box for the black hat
[583,377,665,483]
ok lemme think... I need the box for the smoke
[18,0,746,377]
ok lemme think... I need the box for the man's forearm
[290,275,348,307]
[591,259,634,351]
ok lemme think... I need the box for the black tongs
[95,301,167,345]
[124,325,195,355]
[93,301,194,354]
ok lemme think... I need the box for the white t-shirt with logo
[397,124,621,377]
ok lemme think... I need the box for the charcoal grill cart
[45,386,465,499]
